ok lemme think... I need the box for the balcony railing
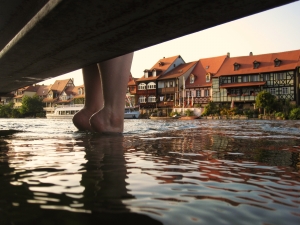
[157,87,176,94]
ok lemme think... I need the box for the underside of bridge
[0,0,296,94]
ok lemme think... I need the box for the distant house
[136,55,185,108]
[0,91,14,105]
[185,55,227,107]
[13,85,40,108]
[127,73,138,107]
[212,49,300,109]
[157,61,198,108]
[72,85,85,104]
[42,78,75,113]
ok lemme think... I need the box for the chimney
[227,52,230,58]
[152,69,156,77]
[144,70,148,78]
[249,52,253,56]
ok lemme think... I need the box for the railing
[56,104,84,108]
[157,87,176,94]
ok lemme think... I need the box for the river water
[0,118,299,225]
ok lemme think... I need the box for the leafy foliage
[19,95,44,117]
[0,102,21,118]
[255,91,276,114]
[202,101,219,116]
[289,107,300,120]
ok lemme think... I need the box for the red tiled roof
[128,78,138,85]
[24,85,40,92]
[220,81,266,88]
[215,49,300,77]
[186,55,227,88]
[36,85,51,96]
[158,61,198,80]
[43,98,58,103]
[137,55,183,81]
[50,79,72,93]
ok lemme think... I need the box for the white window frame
[148,95,156,102]
[204,89,209,97]
[138,83,146,90]
[196,90,200,97]
[190,75,195,84]
[147,82,156,89]
[206,74,210,82]
[139,96,146,103]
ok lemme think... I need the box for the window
[242,76,249,82]
[206,73,210,82]
[139,96,146,103]
[253,60,260,69]
[231,76,238,83]
[276,73,284,80]
[148,96,156,102]
[147,82,156,89]
[274,58,281,67]
[196,90,200,97]
[204,89,209,97]
[190,74,195,84]
[282,87,288,94]
[186,91,191,97]
[264,74,269,81]
[138,83,146,90]
[270,88,276,95]
[250,75,259,82]
[233,63,240,71]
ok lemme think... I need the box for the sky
[38,1,300,86]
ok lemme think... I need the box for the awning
[220,81,266,88]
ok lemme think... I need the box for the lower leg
[90,52,134,133]
[73,64,103,131]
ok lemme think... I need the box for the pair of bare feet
[72,53,133,133]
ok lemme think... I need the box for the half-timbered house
[212,50,300,108]
[185,55,227,107]
[136,55,185,108]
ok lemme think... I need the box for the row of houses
[0,78,85,114]
[1,49,300,114]
[128,49,300,111]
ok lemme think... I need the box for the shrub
[185,109,194,116]
[289,108,300,120]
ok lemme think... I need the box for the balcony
[158,87,176,94]
[157,101,174,107]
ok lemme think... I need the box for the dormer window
[206,73,211,82]
[190,74,195,84]
[253,60,260,69]
[274,58,281,67]
[234,63,240,71]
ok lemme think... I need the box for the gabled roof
[128,78,138,86]
[158,61,198,80]
[24,85,40,92]
[64,86,76,95]
[36,85,51,96]
[50,79,72,93]
[215,49,300,77]
[137,55,182,82]
[186,55,227,88]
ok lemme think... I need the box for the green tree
[19,95,44,117]
[0,102,21,118]
[202,101,219,116]
[255,90,276,115]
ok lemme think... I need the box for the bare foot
[89,108,124,134]
[73,108,97,131]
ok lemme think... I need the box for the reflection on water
[0,118,300,224]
